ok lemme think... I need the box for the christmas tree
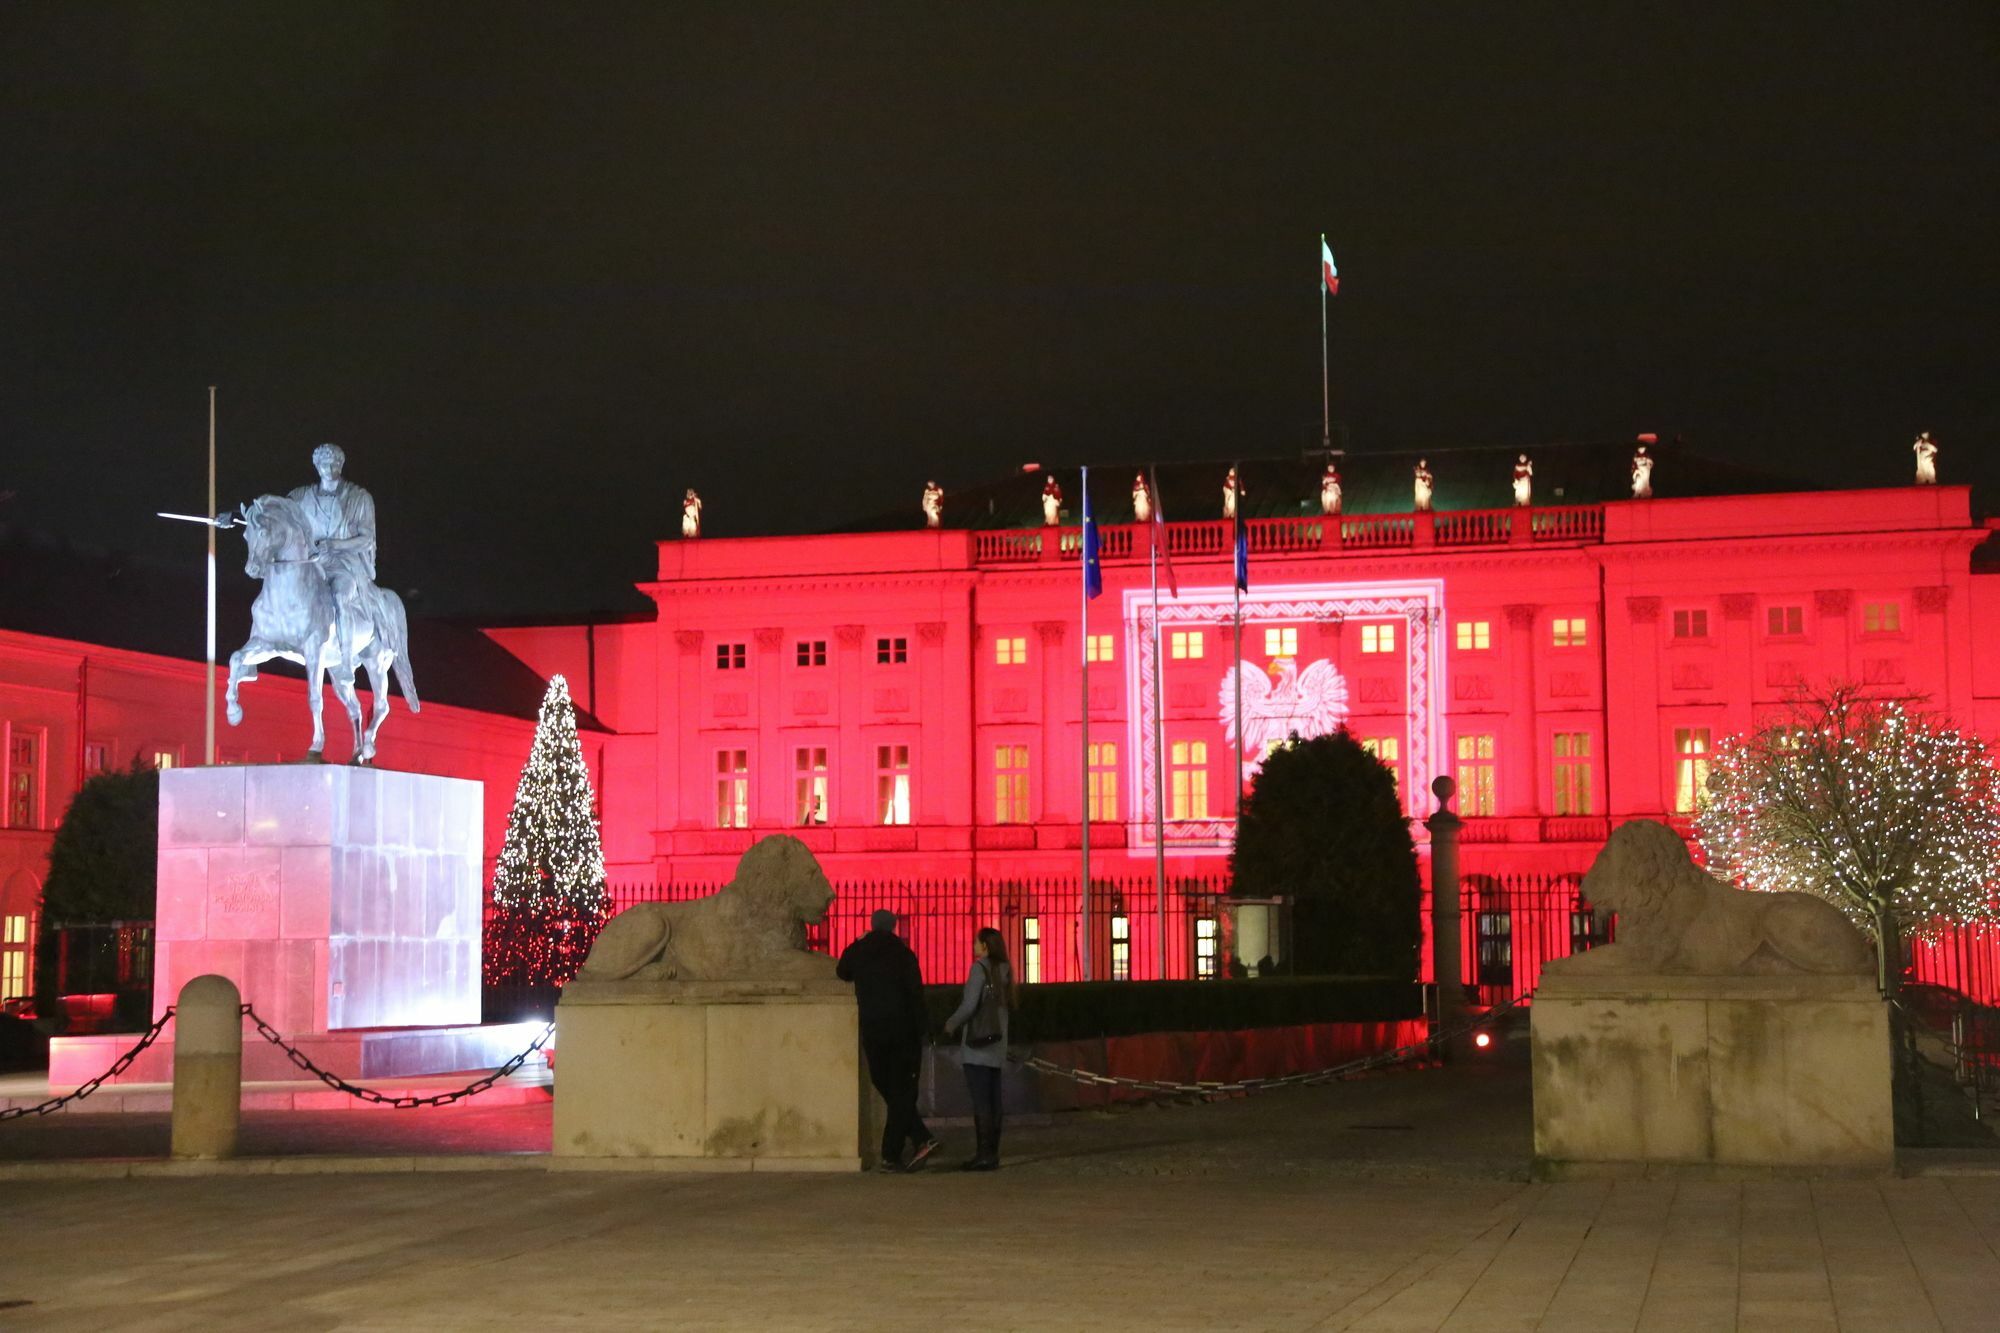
[485,674,611,991]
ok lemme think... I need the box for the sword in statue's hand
[156,508,242,529]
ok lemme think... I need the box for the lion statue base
[576,835,838,984]
[1549,819,1873,977]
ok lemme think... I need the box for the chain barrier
[1010,992,1535,1099]
[0,1007,177,1121]
[240,1005,555,1108]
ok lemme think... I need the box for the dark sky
[4,4,1995,618]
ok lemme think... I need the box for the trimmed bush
[923,976,1420,1044]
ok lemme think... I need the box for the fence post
[171,974,241,1160]
[1425,777,1470,1060]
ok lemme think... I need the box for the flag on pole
[1148,466,1180,598]
[1082,471,1103,600]
[1233,502,1249,593]
[1321,236,1339,296]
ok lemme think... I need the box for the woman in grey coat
[943,926,1015,1170]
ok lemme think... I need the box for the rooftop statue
[1512,454,1533,508]
[921,480,944,528]
[1914,432,1938,485]
[1547,820,1872,976]
[1413,459,1434,512]
[1223,466,1245,520]
[1631,445,1654,499]
[226,444,419,764]
[1320,462,1342,517]
[681,488,702,538]
[1041,476,1063,527]
[1131,473,1152,524]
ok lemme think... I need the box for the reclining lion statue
[1549,819,1873,976]
[577,835,837,983]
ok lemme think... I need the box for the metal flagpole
[1079,465,1092,982]
[1150,509,1167,980]
[1234,466,1244,821]
[205,386,218,766]
[1320,234,1331,450]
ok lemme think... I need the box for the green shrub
[923,976,1420,1043]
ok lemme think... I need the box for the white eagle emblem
[1220,657,1352,779]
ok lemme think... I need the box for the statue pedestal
[1531,972,1893,1177]
[553,978,866,1172]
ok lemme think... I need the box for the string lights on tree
[1694,684,2000,996]
[485,675,612,991]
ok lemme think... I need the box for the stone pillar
[1425,777,1468,1058]
[171,974,241,1160]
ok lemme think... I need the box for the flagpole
[205,386,218,767]
[1233,463,1244,822]
[1150,509,1167,981]
[1320,234,1331,450]
[1079,466,1092,983]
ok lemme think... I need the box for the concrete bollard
[1425,776,1469,1060]
[171,974,242,1160]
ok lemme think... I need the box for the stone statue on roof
[1631,446,1654,500]
[681,488,702,538]
[1041,476,1063,527]
[1913,432,1938,485]
[1320,462,1341,517]
[1413,459,1434,513]
[1512,454,1533,507]
[1222,466,1245,520]
[1132,473,1153,524]
[921,480,944,528]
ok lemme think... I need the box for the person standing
[837,909,939,1173]
[943,926,1016,1171]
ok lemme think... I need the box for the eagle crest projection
[1219,657,1351,779]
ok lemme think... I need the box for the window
[793,747,829,825]
[1085,634,1114,663]
[1022,917,1043,985]
[994,636,1027,666]
[876,636,908,665]
[1862,601,1901,634]
[1456,734,1496,816]
[1195,917,1219,981]
[1455,621,1491,651]
[1263,627,1298,658]
[875,745,911,825]
[1672,609,1709,640]
[1110,915,1131,982]
[1169,630,1204,660]
[795,640,827,667]
[1169,740,1209,820]
[714,642,746,670]
[151,750,178,770]
[714,750,749,828]
[1767,605,1804,637]
[993,744,1030,823]
[1360,736,1401,791]
[1361,622,1397,654]
[1570,899,1611,955]
[0,918,22,1000]
[1673,728,1711,813]
[1087,741,1118,822]
[83,742,108,776]
[1476,905,1513,988]
[1553,732,1592,816]
[6,729,39,830]
[1552,617,1587,648]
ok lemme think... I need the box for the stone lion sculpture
[1548,819,1873,976]
[576,835,837,983]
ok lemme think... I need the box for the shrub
[923,976,1420,1043]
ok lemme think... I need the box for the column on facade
[1719,594,1756,737]
[1815,589,1853,683]
[669,628,704,834]
[1034,620,1066,826]
[1502,604,1539,817]
[1609,597,1660,818]
[916,619,953,833]
[1914,584,1959,711]
[833,624,866,829]
[754,627,784,827]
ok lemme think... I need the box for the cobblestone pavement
[6,1055,2000,1330]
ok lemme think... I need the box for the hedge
[922,976,1421,1044]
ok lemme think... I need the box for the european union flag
[1082,470,1103,600]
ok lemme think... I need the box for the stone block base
[1532,972,1892,1175]
[553,979,864,1170]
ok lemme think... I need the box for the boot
[985,1116,1002,1169]
[960,1115,992,1170]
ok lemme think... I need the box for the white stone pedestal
[553,978,865,1171]
[1532,972,1893,1176]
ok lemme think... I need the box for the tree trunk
[1871,904,1903,999]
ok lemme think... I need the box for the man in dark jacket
[837,909,938,1172]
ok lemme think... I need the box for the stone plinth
[152,765,483,1033]
[1532,971,1892,1176]
[553,978,864,1171]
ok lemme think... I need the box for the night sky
[4,5,1994,618]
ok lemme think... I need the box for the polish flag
[1321,238,1339,296]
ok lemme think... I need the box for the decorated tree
[485,675,611,991]
[1694,685,2000,995]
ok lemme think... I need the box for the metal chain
[1010,992,1535,1099]
[0,1007,178,1121]
[240,1005,555,1108]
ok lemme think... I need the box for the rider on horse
[289,443,378,657]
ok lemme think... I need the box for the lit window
[876,637,908,665]
[994,636,1027,666]
[715,642,747,670]
[1672,609,1709,640]
[6,729,40,830]
[1455,734,1496,816]
[1022,916,1042,985]
[795,640,827,667]
[1673,728,1711,813]
[1361,623,1397,654]
[1862,602,1901,634]
[1263,627,1298,658]
[1360,736,1401,791]
[1086,634,1115,663]
[1553,732,1592,816]
[714,750,750,828]
[0,948,22,1003]
[83,742,108,776]
[1552,617,1587,648]
[1455,621,1491,651]
[1,916,24,945]
[151,750,178,770]
[993,744,1031,823]
[1767,606,1804,637]
[1087,741,1119,822]
[1476,906,1513,987]
[793,747,829,825]
[1169,630,1204,660]
[875,745,911,825]
[1110,915,1131,982]
[1195,917,1219,980]
[1169,739,1209,820]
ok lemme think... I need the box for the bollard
[171,974,242,1160]
[1425,776,1469,1061]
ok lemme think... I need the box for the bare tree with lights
[1694,684,2000,996]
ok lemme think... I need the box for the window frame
[1454,620,1492,652]
[794,640,827,668]
[713,748,750,829]
[875,636,909,665]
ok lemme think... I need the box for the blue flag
[1232,507,1249,592]
[1082,468,1103,600]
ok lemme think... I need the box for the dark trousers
[864,1038,930,1164]
[962,1061,1004,1161]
